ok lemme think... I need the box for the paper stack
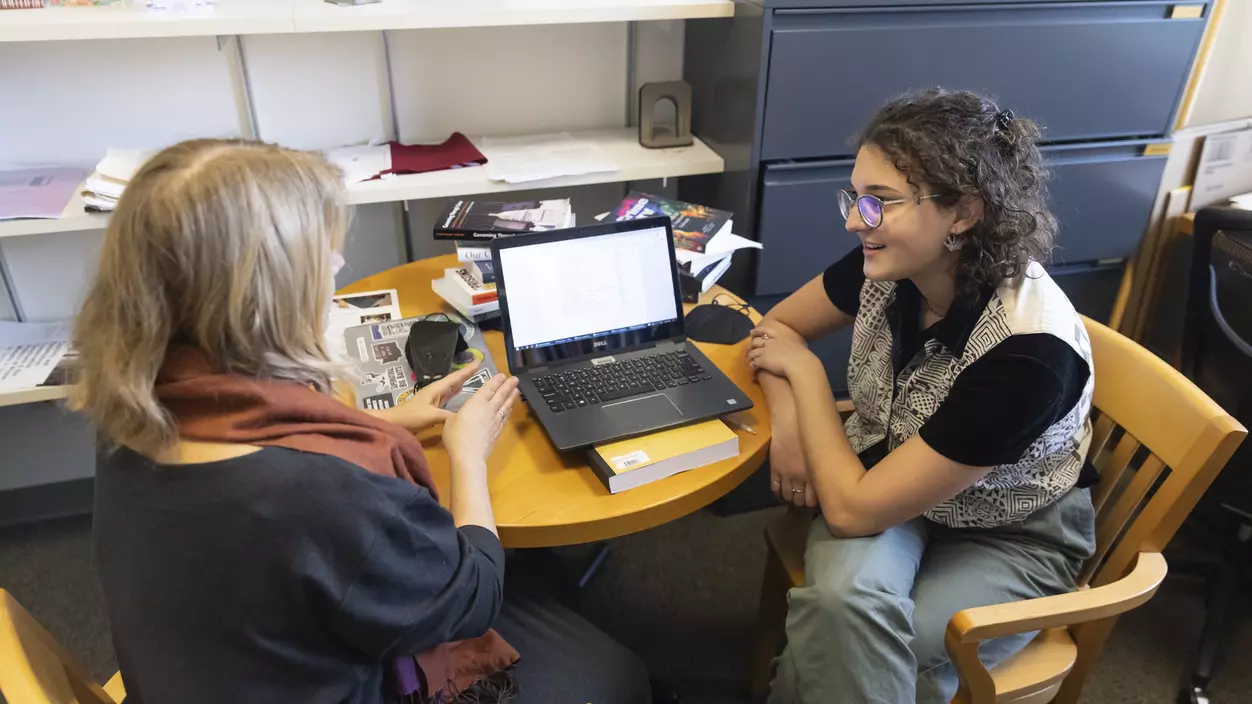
[82,149,150,212]
[479,132,617,185]
[324,143,392,184]
[0,320,71,393]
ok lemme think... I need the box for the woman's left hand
[372,363,481,432]
[746,331,816,380]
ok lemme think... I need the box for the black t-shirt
[823,246,1091,468]
[94,446,504,704]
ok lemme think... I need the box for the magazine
[344,312,499,412]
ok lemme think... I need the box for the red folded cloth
[387,133,487,175]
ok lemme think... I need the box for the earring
[944,234,962,252]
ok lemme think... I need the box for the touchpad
[602,393,683,430]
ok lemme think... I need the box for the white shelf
[348,129,724,204]
[0,129,724,238]
[0,0,295,43]
[0,0,732,43]
[0,385,70,408]
[293,0,733,33]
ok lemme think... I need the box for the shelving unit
[0,0,294,42]
[292,0,733,33]
[0,385,70,408]
[0,0,733,43]
[0,130,724,238]
[0,5,729,410]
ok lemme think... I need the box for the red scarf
[155,345,519,702]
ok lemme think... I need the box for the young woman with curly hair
[749,88,1097,703]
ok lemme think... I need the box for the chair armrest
[947,552,1167,644]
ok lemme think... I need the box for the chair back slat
[1089,414,1118,465]
[1091,433,1142,517]
[1079,317,1247,589]
[1082,453,1165,585]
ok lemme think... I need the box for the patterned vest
[843,262,1094,528]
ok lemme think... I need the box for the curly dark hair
[858,88,1057,294]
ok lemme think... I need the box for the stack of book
[81,149,149,213]
[432,198,574,321]
[607,191,760,295]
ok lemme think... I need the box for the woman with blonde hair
[75,139,649,704]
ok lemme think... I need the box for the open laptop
[491,216,754,451]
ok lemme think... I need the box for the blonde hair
[71,139,350,456]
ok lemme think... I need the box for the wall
[0,21,685,494]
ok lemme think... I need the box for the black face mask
[686,302,754,345]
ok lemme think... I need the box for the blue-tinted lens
[857,196,883,228]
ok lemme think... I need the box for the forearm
[785,360,872,533]
[759,370,798,422]
[448,457,498,537]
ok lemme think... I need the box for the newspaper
[344,312,499,412]
[0,320,71,392]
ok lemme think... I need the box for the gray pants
[769,487,1096,704]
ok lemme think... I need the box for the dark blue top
[94,446,504,704]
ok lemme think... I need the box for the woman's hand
[747,329,819,380]
[443,374,521,472]
[370,363,482,432]
[771,413,817,508]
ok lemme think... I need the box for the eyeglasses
[837,189,940,229]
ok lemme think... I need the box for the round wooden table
[338,253,772,548]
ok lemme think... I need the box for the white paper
[0,321,71,392]
[611,450,651,471]
[84,172,127,200]
[95,149,152,184]
[677,231,762,273]
[1192,130,1252,211]
[325,144,392,184]
[479,132,617,184]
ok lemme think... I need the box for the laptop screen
[496,222,683,369]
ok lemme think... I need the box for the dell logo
[593,339,608,348]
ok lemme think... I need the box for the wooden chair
[747,316,1247,703]
[0,589,126,703]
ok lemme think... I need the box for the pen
[724,418,757,435]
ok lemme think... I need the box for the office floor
[1,506,1249,704]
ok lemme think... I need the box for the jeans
[769,487,1096,704]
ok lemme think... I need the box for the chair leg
[1051,617,1118,704]
[748,547,792,699]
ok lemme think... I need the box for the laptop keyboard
[533,350,713,414]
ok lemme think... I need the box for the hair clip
[994,109,1015,131]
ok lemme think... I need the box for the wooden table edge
[496,442,769,548]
